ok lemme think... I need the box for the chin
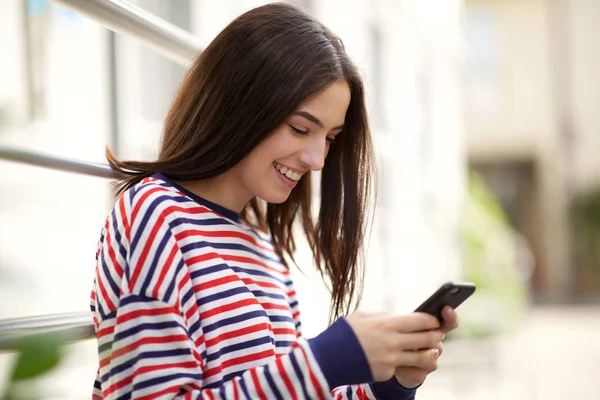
[259,190,292,204]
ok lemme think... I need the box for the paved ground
[418,305,600,400]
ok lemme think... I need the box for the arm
[94,186,371,399]
[97,293,334,399]
[311,318,418,400]
[289,294,418,400]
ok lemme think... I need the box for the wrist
[370,376,419,400]
[307,317,373,389]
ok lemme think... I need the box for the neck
[174,171,250,213]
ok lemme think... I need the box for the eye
[288,124,308,135]
[326,136,337,144]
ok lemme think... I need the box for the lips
[273,162,302,181]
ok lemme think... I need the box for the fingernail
[441,334,445,341]
[432,348,440,359]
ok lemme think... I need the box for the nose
[298,136,328,172]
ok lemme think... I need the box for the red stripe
[200,298,261,319]
[272,328,296,336]
[205,323,271,347]
[115,304,179,325]
[104,220,124,278]
[99,334,189,369]
[96,324,115,339]
[130,210,166,289]
[276,357,298,400]
[262,302,290,311]
[137,385,181,400]
[175,229,274,253]
[194,274,239,291]
[298,345,327,400]
[250,368,266,399]
[103,360,197,396]
[187,252,285,277]
[152,242,179,299]
[233,378,240,400]
[97,269,116,311]
[118,194,130,243]
[203,349,275,379]
[192,273,282,294]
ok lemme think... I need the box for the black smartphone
[414,281,476,321]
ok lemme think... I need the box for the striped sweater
[91,173,417,399]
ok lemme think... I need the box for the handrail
[0,144,118,178]
[0,0,207,351]
[52,0,204,66]
[0,312,95,351]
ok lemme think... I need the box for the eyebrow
[292,111,344,131]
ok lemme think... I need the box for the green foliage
[3,332,69,400]
[454,170,529,340]
[571,187,600,270]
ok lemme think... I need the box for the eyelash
[288,124,337,143]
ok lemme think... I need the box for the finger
[392,313,440,333]
[441,307,458,333]
[394,366,428,388]
[398,348,440,371]
[398,330,445,351]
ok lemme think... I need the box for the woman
[91,3,458,399]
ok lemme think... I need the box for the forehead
[296,80,351,126]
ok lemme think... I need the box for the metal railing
[0,0,204,350]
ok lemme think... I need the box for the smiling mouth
[273,162,302,181]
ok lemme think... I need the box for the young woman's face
[233,79,351,205]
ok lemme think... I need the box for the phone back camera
[450,287,460,295]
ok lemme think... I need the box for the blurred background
[0,0,599,398]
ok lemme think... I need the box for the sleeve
[97,293,334,399]
[93,187,368,399]
[289,293,418,400]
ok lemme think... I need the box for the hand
[345,311,443,382]
[394,306,459,388]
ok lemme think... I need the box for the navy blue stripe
[110,209,128,269]
[130,192,190,254]
[189,262,229,279]
[268,315,294,324]
[275,341,293,348]
[115,391,131,400]
[171,216,237,227]
[202,310,267,334]
[347,385,353,397]
[114,321,184,342]
[118,294,155,307]
[102,348,192,382]
[140,228,172,295]
[100,256,120,298]
[132,372,202,391]
[194,286,286,308]
[264,364,285,400]
[206,336,272,362]
[181,241,281,264]
[290,350,311,399]
[191,263,288,287]
[164,258,184,302]
[239,376,252,398]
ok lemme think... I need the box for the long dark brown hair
[106,2,375,320]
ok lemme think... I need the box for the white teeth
[275,162,301,181]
